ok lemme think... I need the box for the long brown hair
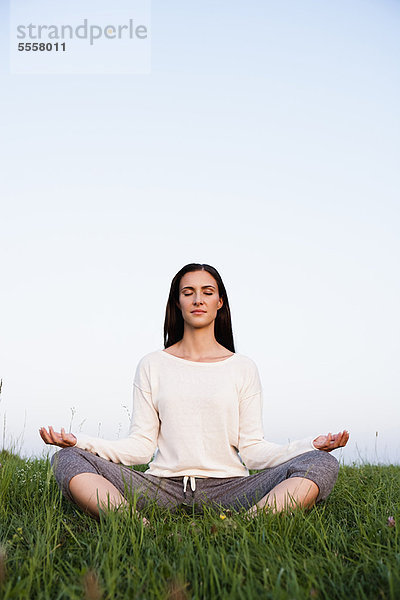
[163,263,235,352]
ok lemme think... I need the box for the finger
[65,433,76,446]
[331,432,343,447]
[49,426,64,445]
[336,432,345,444]
[328,432,339,450]
[341,431,350,446]
[61,427,75,446]
[61,427,74,443]
[39,427,52,444]
[49,425,61,441]
[41,427,55,444]
[40,427,60,447]
[334,431,348,448]
[313,436,325,449]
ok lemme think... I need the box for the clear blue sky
[1,0,399,464]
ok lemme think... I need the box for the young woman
[40,263,349,523]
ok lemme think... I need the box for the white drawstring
[183,476,196,494]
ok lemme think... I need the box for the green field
[0,449,399,599]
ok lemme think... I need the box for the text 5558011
[18,43,66,52]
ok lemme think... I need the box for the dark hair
[163,263,235,352]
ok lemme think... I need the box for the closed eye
[183,292,213,296]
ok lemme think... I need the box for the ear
[217,297,223,310]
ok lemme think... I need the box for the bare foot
[99,502,150,526]
[141,515,150,527]
[244,504,275,520]
[243,506,262,520]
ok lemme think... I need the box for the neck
[177,325,221,359]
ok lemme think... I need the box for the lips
[191,310,206,313]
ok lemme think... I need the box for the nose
[194,294,203,305]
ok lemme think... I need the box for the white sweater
[75,350,318,478]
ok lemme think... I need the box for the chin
[187,315,214,325]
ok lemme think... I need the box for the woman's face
[176,270,223,328]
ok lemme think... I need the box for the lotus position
[40,263,349,523]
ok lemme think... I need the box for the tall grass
[0,449,399,599]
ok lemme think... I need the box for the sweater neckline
[160,349,237,366]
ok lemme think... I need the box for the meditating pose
[40,263,349,523]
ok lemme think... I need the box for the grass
[0,449,399,599]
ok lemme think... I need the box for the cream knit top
[75,349,318,478]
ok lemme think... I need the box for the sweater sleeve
[74,358,159,466]
[238,362,317,470]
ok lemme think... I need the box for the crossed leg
[69,473,149,525]
[70,473,318,520]
[245,476,319,517]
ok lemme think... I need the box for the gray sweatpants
[51,448,339,514]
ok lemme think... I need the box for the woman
[40,263,349,523]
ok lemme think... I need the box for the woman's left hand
[313,430,349,452]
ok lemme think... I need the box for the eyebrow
[180,285,216,291]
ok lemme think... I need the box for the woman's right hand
[39,426,77,448]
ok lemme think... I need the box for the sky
[1,0,399,465]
